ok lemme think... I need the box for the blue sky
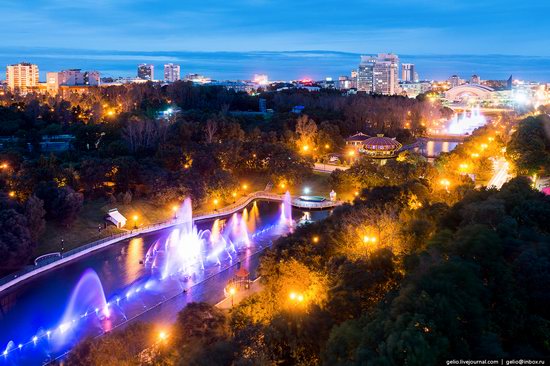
[3,0,549,54]
[1,0,550,81]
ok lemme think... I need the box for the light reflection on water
[125,238,144,284]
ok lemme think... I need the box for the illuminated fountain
[145,196,288,280]
[446,106,487,135]
[281,191,293,225]
[46,269,112,350]
[1,197,300,363]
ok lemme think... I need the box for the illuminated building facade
[137,64,154,81]
[47,69,100,94]
[401,63,416,82]
[6,62,39,92]
[164,64,180,83]
[357,54,399,95]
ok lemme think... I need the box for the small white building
[106,209,127,228]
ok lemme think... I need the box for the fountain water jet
[281,191,293,225]
[446,106,487,135]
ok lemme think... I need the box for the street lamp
[289,291,305,305]
[312,236,319,244]
[172,205,178,219]
[439,179,451,192]
[229,286,236,307]
[8,191,15,198]
[213,198,219,211]
[158,330,168,342]
[133,215,138,229]
[363,235,377,244]
[232,192,237,203]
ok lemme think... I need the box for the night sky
[2,0,550,80]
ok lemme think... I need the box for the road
[487,158,511,189]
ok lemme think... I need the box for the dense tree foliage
[507,114,550,175]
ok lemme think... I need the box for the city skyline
[2,49,550,82]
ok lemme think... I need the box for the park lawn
[36,198,174,257]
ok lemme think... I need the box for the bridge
[424,135,468,142]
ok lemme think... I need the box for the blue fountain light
[1,198,296,362]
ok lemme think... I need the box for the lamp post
[133,215,138,229]
[229,286,236,308]
[232,192,237,203]
[172,206,178,220]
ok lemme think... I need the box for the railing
[34,252,61,266]
[0,191,341,293]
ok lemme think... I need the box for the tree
[171,302,230,365]
[507,115,550,175]
[66,322,153,366]
[35,182,83,226]
[24,195,46,242]
[295,115,318,152]
[0,203,34,275]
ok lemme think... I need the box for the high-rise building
[6,62,39,92]
[401,63,416,82]
[471,74,480,84]
[164,64,180,83]
[374,53,399,95]
[137,64,154,81]
[46,69,100,93]
[357,56,376,92]
[358,54,399,95]
[449,75,461,88]
[350,69,358,89]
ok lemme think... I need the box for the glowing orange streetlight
[324,144,330,149]
[172,205,178,219]
[312,236,319,244]
[228,286,236,307]
[363,235,377,244]
[439,179,451,192]
[289,291,305,305]
[133,215,138,229]
[302,145,310,152]
[158,330,168,342]
[231,191,237,203]
[213,198,219,211]
[8,191,15,198]
[0,163,8,169]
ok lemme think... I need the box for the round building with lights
[361,134,402,158]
